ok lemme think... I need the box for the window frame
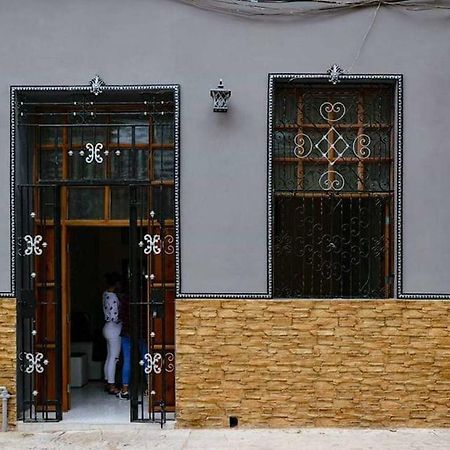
[268,73,403,299]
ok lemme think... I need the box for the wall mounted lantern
[210,79,231,112]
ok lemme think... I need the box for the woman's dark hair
[105,272,122,288]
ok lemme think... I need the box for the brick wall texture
[176,300,450,428]
[0,298,16,428]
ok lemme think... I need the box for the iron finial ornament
[89,75,105,95]
[327,64,344,84]
[210,79,232,112]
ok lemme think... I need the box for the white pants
[103,321,122,384]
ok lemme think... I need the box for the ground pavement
[0,427,449,449]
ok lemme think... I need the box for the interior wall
[70,228,128,344]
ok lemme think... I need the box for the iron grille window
[273,82,395,298]
[20,91,175,221]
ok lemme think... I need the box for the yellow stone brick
[176,300,450,428]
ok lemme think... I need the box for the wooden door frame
[62,219,135,412]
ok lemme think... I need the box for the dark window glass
[111,150,149,180]
[153,150,174,180]
[151,186,174,222]
[153,116,174,145]
[39,150,62,180]
[111,187,129,220]
[68,188,104,220]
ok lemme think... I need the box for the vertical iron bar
[161,127,167,428]
[140,188,146,422]
[301,196,305,297]
[129,185,139,422]
[54,185,62,420]
[149,188,155,423]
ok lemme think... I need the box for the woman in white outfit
[102,273,122,395]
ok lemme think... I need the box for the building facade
[0,0,449,429]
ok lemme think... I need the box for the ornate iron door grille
[272,82,395,298]
[16,86,178,423]
[17,185,62,422]
[129,185,175,426]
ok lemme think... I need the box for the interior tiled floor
[18,381,174,429]
[63,381,130,424]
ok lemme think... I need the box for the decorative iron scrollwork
[165,353,175,373]
[85,142,104,164]
[139,352,175,374]
[19,352,49,374]
[293,101,371,191]
[23,234,47,256]
[163,235,175,255]
[69,142,118,164]
[140,353,162,374]
[139,234,175,255]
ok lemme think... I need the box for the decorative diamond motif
[293,100,372,191]
[314,127,349,165]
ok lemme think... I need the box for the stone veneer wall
[0,298,16,428]
[176,300,450,428]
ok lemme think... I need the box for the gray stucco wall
[1,0,449,296]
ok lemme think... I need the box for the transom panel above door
[17,87,178,223]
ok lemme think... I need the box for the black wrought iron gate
[129,184,175,425]
[16,85,177,424]
[17,184,62,422]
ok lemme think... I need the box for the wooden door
[17,185,63,421]
[129,184,176,424]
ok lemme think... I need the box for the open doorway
[15,86,179,424]
[16,184,177,424]
[65,227,130,423]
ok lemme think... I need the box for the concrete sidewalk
[0,427,449,450]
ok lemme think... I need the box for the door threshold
[16,420,175,432]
